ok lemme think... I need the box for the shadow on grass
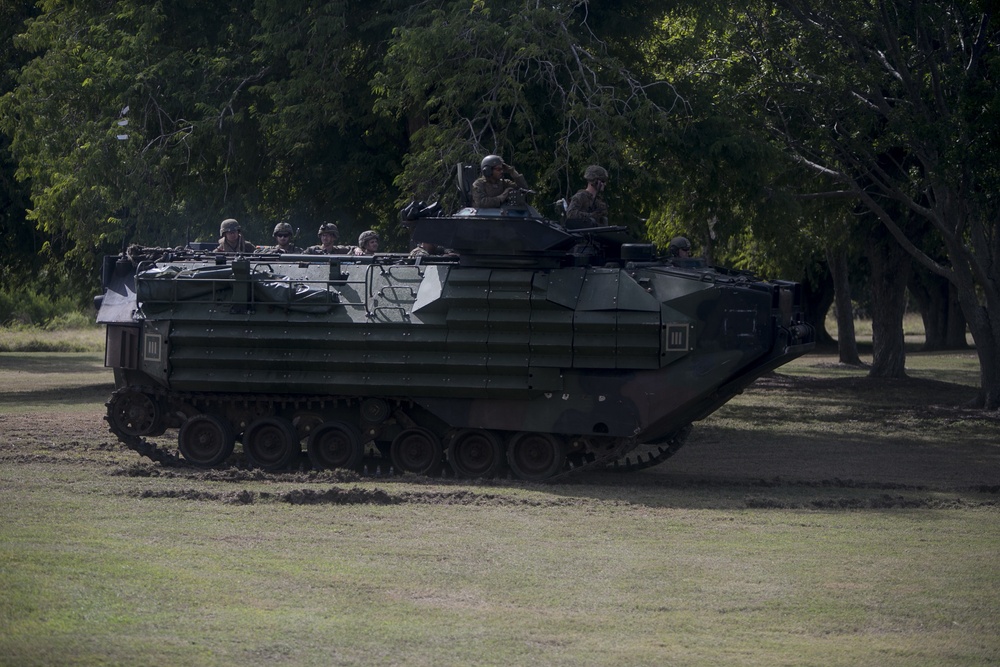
[0,352,109,375]
[1,383,113,407]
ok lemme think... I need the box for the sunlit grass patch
[0,320,104,353]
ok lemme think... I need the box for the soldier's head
[481,154,504,180]
[358,230,380,254]
[317,222,340,246]
[667,236,692,258]
[584,165,609,190]
[272,222,294,245]
[219,218,241,238]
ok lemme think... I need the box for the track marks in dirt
[128,484,999,510]
[132,486,589,507]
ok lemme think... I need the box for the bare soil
[2,372,998,507]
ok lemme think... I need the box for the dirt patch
[128,485,590,507]
[4,371,998,506]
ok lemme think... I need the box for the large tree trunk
[908,267,969,351]
[945,283,969,349]
[951,262,1000,410]
[825,244,862,365]
[865,234,911,378]
[800,264,835,347]
[959,300,1000,410]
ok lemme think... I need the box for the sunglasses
[276,233,291,238]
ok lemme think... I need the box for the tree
[0,1,39,294]
[0,0,268,287]
[372,0,684,235]
[249,0,412,248]
[719,1,1000,407]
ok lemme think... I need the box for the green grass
[1,324,998,666]
[0,352,113,413]
[2,462,997,667]
[0,319,104,353]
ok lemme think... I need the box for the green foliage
[250,0,409,246]
[0,0,995,402]
[0,284,90,327]
[372,0,683,235]
[0,0,268,259]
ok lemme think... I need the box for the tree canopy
[1,0,997,406]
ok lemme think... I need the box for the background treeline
[0,1,997,408]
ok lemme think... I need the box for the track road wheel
[448,429,505,478]
[307,421,364,471]
[108,389,164,437]
[507,433,566,481]
[391,428,442,476]
[178,414,235,467]
[243,417,300,471]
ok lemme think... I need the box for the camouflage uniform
[305,222,353,255]
[305,243,353,255]
[409,242,441,258]
[256,222,302,254]
[214,218,257,253]
[565,190,609,227]
[471,155,529,208]
[259,242,302,254]
[565,165,609,226]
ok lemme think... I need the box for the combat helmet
[667,236,692,257]
[272,222,294,237]
[317,222,340,238]
[219,218,241,235]
[583,165,609,182]
[481,154,504,177]
[358,230,379,246]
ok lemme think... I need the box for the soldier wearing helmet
[471,154,530,208]
[667,236,692,259]
[565,165,610,227]
[305,222,352,255]
[214,218,257,254]
[353,230,380,255]
[256,222,302,254]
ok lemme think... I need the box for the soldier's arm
[565,191,594,222]
[506,169,529,190]
[472,181,504,208]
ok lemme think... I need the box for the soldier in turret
[214,219,257,253]
[353,230,380,255]
[471,155,530,208]
[667,236,692,259]
[305,222,353,255]
[256,222,301,254]
[565,165,610,227]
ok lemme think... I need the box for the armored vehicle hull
[98,211,814,480]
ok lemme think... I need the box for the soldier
[354,230,380,255]
[214,218,256,253]
[471,154,530,208]
[305,222,353,255]
[667,236,692,259]
[256,222,302,254]
[409,241,440,258]
[565,165,610,227]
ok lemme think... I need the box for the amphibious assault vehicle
[97,198,814,481]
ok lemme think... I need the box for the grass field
[1,323,998,666]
